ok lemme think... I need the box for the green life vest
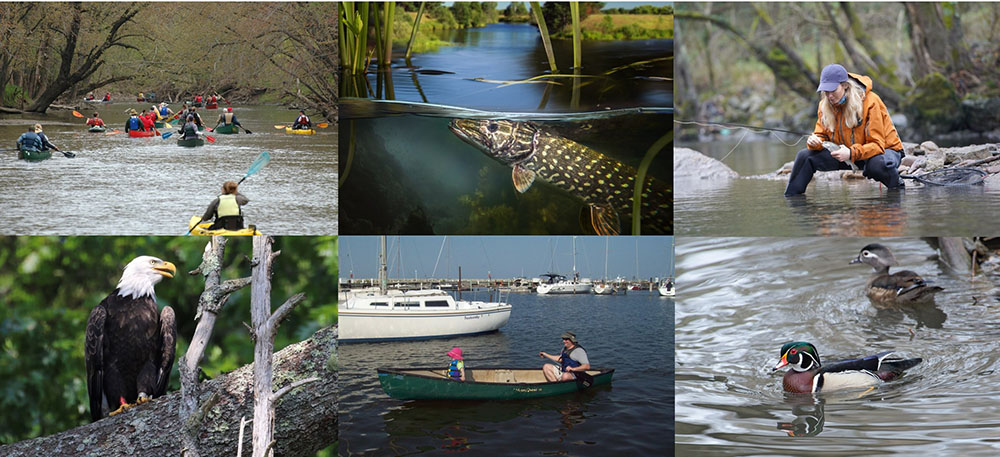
[218,194,241,217]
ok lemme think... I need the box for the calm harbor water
[675,140,1000,236]
[676,237,1000,455]
[338,291,674,456]
[339,101,671,235]
[365,23,671,112]
[0,105,336,235]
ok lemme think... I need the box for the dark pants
[785,148,902,196]
[209,215,244,231]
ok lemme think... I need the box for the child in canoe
[447,347,465,381]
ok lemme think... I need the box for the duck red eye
[790,349,797,354]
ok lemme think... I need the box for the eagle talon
[136,393,151,405]
[108,402,134,417]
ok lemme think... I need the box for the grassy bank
[393,11,455,54]
[562,13,673,40]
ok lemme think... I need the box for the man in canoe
[539,331,590,382]
[784,63,904,196]
[103,92,111,102]
[200,180,249,231]
[158,102,174,121]
[125,109,144,133]
[139,109,155,131]
[34,124,61,153]
[86,112,105,128]
[85,92,96,101]
[214,107,243,131]
[292,110,312,130]
[188,106,205,129]
[179,115,200,140]
[16,125,43,159]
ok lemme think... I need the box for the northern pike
[449,119,671,235]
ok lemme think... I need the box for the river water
[0,104,337,235]
[675,139,1000,236]
[675,237,1000,455]
[362,23,671,112]
[338,291,674,456]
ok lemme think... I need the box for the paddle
[58,150,76,158]
[205,135,216,144]
[72,111,84,118]
[238,124,253,134]
[161,132,174,139]
[574,369,595,389]
[186,152,272,235]
[105,129,123,135]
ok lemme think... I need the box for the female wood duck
[772,341,922,393]
[850,243,943,305]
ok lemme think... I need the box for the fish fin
[586,203,621,236]
[512,165,536,193]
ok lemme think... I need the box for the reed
[632,129,672,235]
[570,2,582,69]
[530,2,558,72]
[405,2,426,60]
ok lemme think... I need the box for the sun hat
[560,331,577,343]
[447,347,463,360]
[33,123,43,133]
[817,64,848,92]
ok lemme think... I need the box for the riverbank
[561,13,673,40]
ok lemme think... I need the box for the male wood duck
[850,243,943,305]
[772,341,922,393]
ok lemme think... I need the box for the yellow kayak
[285,127,315,135]
[188,216,263,236]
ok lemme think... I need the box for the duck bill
[849,256,862,265]
[772,354,789,372]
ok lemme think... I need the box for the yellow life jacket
[224,112,234,124]
[217,194,241,217]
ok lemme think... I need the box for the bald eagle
[85,256,178,421]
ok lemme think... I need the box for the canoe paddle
[238,125,253,134]
[186,151,272,235]
[72,110,84,118]
[574,370,595,389]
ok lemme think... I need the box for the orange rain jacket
[808,72,903,162]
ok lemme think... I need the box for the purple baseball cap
[816,64,848,92]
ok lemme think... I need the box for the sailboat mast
[379,236,387,294]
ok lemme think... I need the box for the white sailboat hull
[593,284,615,295]
[658,285,675,297]
[339,290,512,341]
[537,282,593,295]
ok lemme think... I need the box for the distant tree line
[604,5,673,15]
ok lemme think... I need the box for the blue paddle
[162,132,173,139]
[186,152,271,235]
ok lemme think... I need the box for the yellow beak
[153,261,177,278]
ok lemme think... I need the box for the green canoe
[18,147,52,162]
[214,124,238,134]
[377,367,614,400]
[177,137,205,147]
[88,126,106,133]
[154,121,167,128]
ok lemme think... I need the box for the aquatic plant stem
[632,130,672,235]
[530,2,558,72]
[341,121,356,189]
[405,2,425,60]
[570,2,581,69]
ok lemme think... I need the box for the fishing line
[674,119,810,148]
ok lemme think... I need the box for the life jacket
[448,359,464,380]
[296,115,310,125]
[560,345,585,371]
[17,132,42,151]
[128,116,142,130]
[103,93,111,101]
[182,122,199,139]
[195,96,203,103]
[159,106,169,117]
[210,95,217,103]
[224,112,234,124]
[217,194,241,218]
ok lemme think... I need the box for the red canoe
[128,130,156,138]
[206,103,218,110]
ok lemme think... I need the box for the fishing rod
[674,119,810,137]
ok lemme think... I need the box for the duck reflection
[777,395,825,437]
[871,301,948,329]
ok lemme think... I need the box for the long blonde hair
[818,78,865,132]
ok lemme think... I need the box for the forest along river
[338,291,673,456]
[675,140,1000,236]
[364,22,671,112]
[0,105,336,235]
[339,100,671,234]
[675,237,1000,455]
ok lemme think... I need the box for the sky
[339,236,675,280]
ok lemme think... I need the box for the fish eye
[487,122,499,132]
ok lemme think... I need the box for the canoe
[376,367,615,400]
[214,124,238,134]
[18,147,51,162]
[206,103,218,110]
[177,137,205,147]
[128,129,155,138]
[285,127,315,135]
[88,126,107,133]
[187,216,262,236]
[154,121,167,128]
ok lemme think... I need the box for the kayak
[128,130,155,138]
[285,127,315,135]
[18,147,52,162]
[83,99,107,104]
[377,367,615,400]
[88,126,107,133]
[206,103,218,110]
[214,124,238,134]
[188,216,262,236]
[177,137,205,147]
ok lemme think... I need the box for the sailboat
[658,238,675,297]
[594,238,616,295]
[537,237,593,295]
[339,236,513,341]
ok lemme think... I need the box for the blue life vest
[560,345,585,371]
[448,359,464,380]
[17,132,42,151]
[159,106,169,117]
[128,116,141,130]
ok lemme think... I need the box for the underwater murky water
[0,105,336,235]
[676,237,1000,455]
[359,23,671,112]
[339,100,670,235]
[675,140,1000,236]
[339,291,673,456]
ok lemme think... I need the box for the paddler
[125,109,144,133]
[139,108,155,131]
[157,102,174,121]
[784,64,904,196]
[103,92,111,102]
[214,107,243,131]
[178,115,200,140]
[16,125,42,159]
[539,331,590,382]
[188,106,205,129]
[199,180,249,231]
[291,110,311,130]
[34,124,61,153]
[86,112,105,128]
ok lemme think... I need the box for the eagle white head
[117,256,177,299]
